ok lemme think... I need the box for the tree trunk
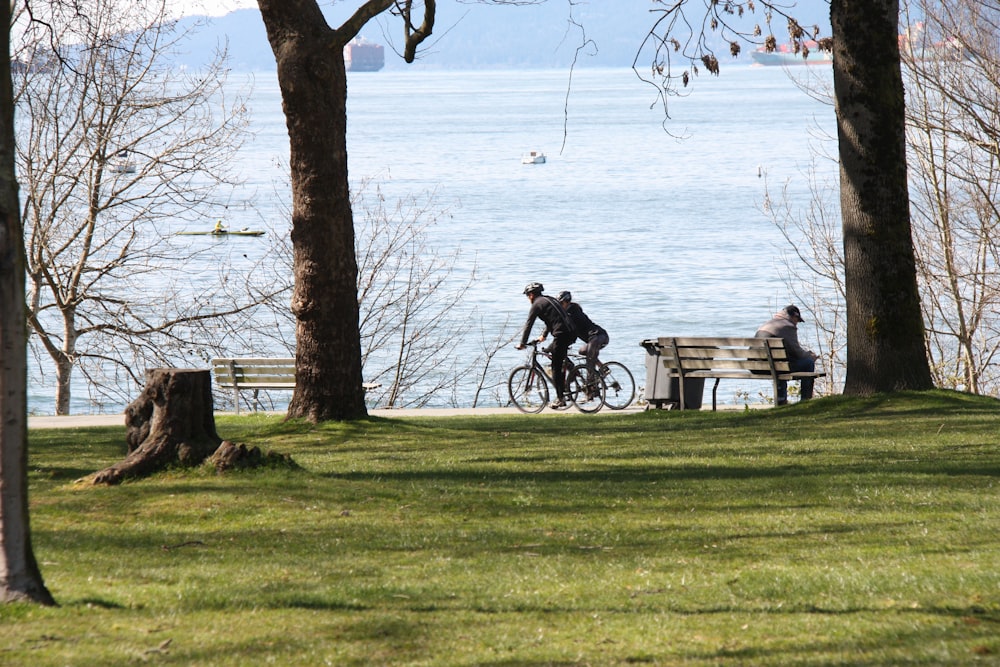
[257,1,369,422]
[90,369,222,485]
[0,215,55,606]
[0,0,55,604]
[832,0,934,393]
[55,352,72,417]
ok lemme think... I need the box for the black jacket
[565,302,605,340]
[520,295,576,344]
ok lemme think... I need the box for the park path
[28,405,660,429]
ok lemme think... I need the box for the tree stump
[91,368,222,485]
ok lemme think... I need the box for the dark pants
[777,356,815,402]
[550,335,574,398]
[579,331,610,379]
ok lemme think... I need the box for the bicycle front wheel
[568,364,606,413]
[508,365,549,414]
[600,361,636,410]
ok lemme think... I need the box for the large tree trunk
[832,0,934,394]
[90,369,222,485]
[0,0,55,605]
[257,1,369,422]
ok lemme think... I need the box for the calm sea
[28,65,839,413]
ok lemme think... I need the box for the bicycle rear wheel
[508,365,549,414]
[600,361,636,410]
[568,364,606,413]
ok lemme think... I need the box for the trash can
[641,339,705,410]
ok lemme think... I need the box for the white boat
[521,151,546,165]
[111,150,136,174]
[111,162,136,174]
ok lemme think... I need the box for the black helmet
[557,290,572,303]
[523,282,544,295]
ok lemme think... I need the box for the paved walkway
[27,405,666,428]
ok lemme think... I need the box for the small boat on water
[176,228,266,237]
[111,150,137,174]
[521,151,546,165]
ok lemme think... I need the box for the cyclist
[516,282,577,408]
[558,291,609,387]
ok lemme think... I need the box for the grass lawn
[4,390,999,665]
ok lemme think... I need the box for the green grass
[5,390,999,665]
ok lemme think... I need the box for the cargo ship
[344,37,385,72]
[751,25,966,67]
[750,41,832,66]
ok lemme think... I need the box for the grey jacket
[755,314,811,359]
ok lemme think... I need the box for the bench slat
[663,336,778,348]
[213,357,295,366]
[665,360,783,372]
[219,370,296,381]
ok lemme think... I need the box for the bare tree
[764,167,847,396]
[0,0,54,606]
[258,175,483,410]
[642,0,933,394]
[12,0,279,414]
[902,0,1000,392]
[353,183,477,407]
[471,315,518,408]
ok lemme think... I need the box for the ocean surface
[28,65,840,414]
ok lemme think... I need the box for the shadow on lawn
[321,458,1000,485]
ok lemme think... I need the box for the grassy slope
[5,390,999,665]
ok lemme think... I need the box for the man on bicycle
[516,282,577,408]
[558,291,609,389]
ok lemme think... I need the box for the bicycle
[508,341,606,414]
[567,353,636,411]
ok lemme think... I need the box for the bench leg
[712,379,720,411]
[233,386,240,416]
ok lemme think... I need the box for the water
[28,66,839,413]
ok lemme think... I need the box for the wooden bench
[211,358,380,414]
[640,337,825,410]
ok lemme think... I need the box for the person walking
[516,282,577,408]
[755,304,818,405]
[557,291,608,388]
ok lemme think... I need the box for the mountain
[175,1,832,72]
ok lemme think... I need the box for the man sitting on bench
[755,304,818,405]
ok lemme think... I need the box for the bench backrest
[646,337,792,374]
[212,357,296,387]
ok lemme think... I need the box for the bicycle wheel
[568,364,605,413]
[508,365,549,414]
[600,360,636,410]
